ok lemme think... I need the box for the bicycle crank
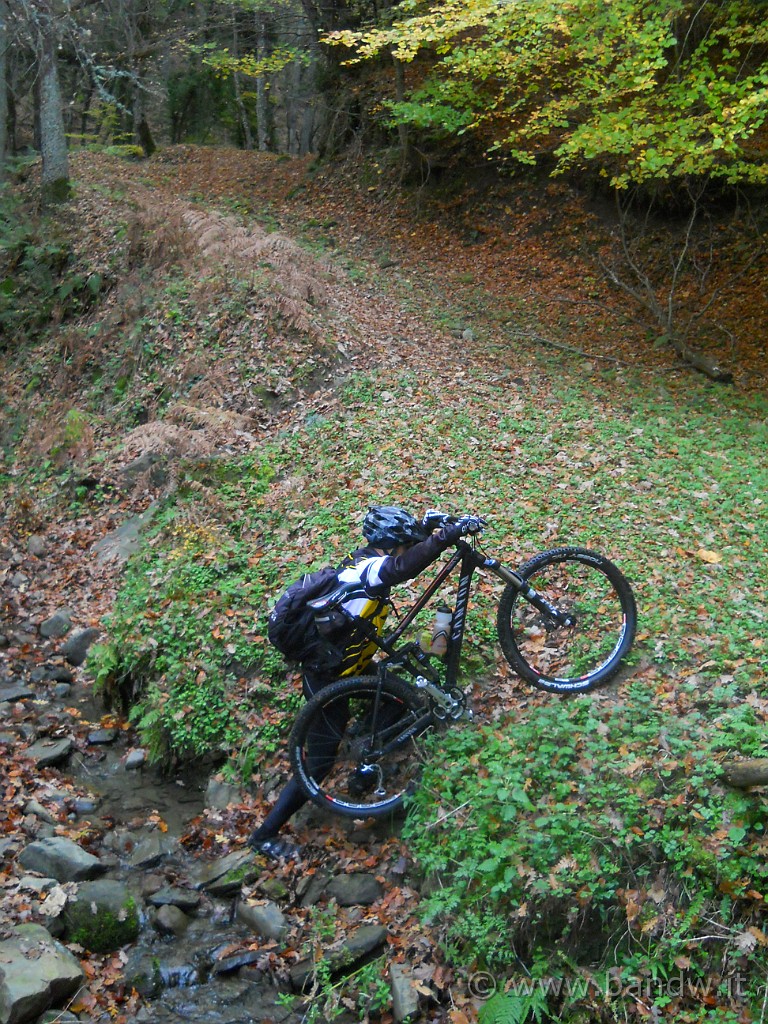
[415,677,472,721]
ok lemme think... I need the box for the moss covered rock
[63,879,140,953]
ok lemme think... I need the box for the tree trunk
[231,13,253,150]
[722,759,768,788]
[255,16,270,152]
[667,336,733,382]
[132,67,155,156]
[38,6,69,204]
[0,0,8,179]
[392,54,411,175]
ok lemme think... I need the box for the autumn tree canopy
[328,0,768,189]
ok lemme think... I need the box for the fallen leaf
[697,548,722,563]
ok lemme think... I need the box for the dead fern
[167,402,255,437]
[263,294,314,335]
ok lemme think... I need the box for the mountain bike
[288,515,637,819]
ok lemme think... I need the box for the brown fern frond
[263,294,314,335]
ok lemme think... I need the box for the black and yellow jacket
[329,528,458,677]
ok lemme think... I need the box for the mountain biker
[248,505,483,861]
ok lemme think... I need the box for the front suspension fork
[490,560,576,628]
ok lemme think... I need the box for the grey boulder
[0,923,84,1024]
[17,837,106,883]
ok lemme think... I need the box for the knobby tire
[497,546,637,693]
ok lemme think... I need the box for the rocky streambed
[0,536,435,1024]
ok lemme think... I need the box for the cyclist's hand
[441,514,486,542]
[456,514,486,536]
[422,509,454,531]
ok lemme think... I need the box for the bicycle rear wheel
[288,674,432,819]
[497,547,637,693]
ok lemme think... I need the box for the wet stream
[62,682,305,1024]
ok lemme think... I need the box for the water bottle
[430,604,452,657]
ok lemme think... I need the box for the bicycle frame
[333,538,577,706]
[346,540,541,691]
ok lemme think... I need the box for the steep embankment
[1,148,767,1024]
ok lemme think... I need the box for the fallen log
[669,336,733,383]
[721,759,768,788]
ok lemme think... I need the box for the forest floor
[1,145,767,1024]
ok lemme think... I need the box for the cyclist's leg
[248,667,340,851]
[301,669,350,781]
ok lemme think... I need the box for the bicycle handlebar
[422,510,486,535]
[309,514,487,618]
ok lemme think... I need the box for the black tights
[249,669,348,841]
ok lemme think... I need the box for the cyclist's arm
[371,526,462,587]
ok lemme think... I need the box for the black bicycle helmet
[362,506,428,548]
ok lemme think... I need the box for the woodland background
[2,0,768,377]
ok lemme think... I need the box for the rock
[148,886,201,912]
[127,833,176,869]
[0,923,84,1024]
[22,738,74,769]
[62,879,140,953]
[341,923,388,962]
[326,872,383,907]
[53,684,71,700]
[37,1012,79,1024]
[86,728,118,745]
[154,904,190,937]
[205,775,243,810]
[122,952,163,998]
[59,628,100,667]
[124,749,146,770]
[290,924,388,991]
[193,850,260,896]
[71,798,98,816]
[140,873,165,897]
[117,453,169,491]
[17,875,58,894]
[390,963,421,1022]
[27,535,48,558]
[0,684,34,703]
[236,900,289,941]
[297,868,332,907]
[17,837,106,883]
[258,876,290,902]
[29,668,47,684]
[23,800,58,825]
[39,610,72,640]
[212,948,262,976]
[91,503,159,565]
[45,666,74,684]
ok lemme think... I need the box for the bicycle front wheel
[288,674,432,819]
[497,547,637,693]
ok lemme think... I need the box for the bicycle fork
[489,560,576,627]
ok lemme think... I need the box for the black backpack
[267,566,340,661]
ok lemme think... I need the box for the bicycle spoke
[290,677,431,818]
[498,548,636,692]
[516,565,624,679]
